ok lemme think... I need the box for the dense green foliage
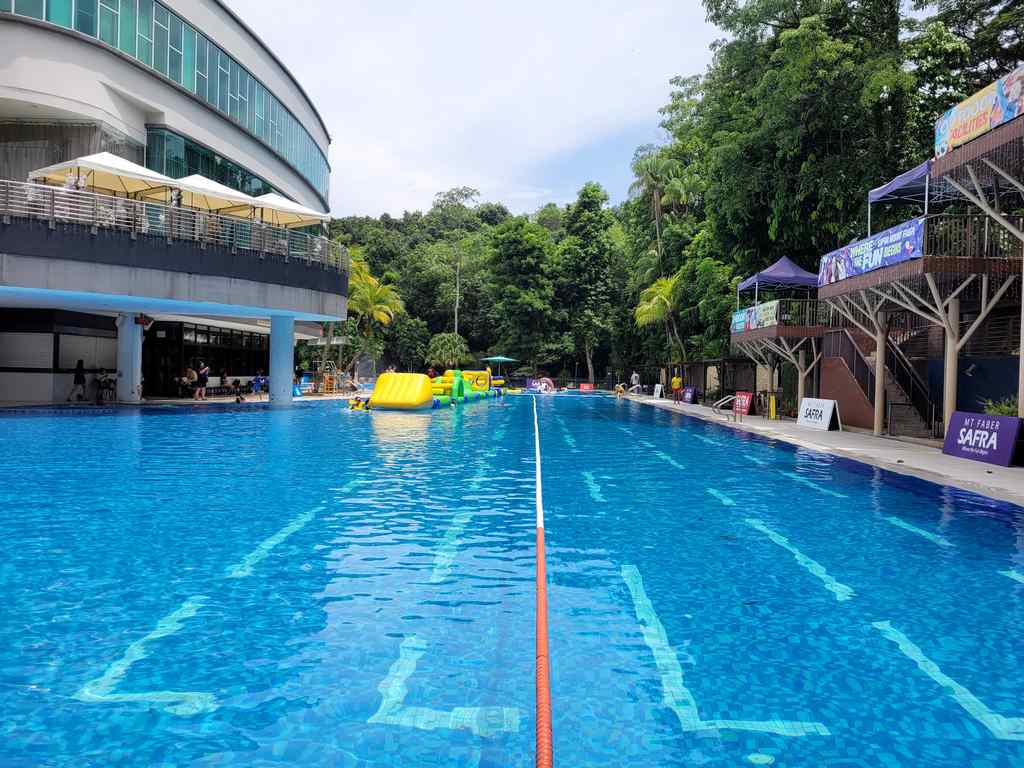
[326,1,1014,381]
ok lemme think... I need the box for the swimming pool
[2,395,1024,766]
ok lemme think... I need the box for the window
[167,13,181,83]
[152,2,168,76]
[194,33,208,101]
[182,24,195,91]
[13,0,43,19]
[136,0,152,66]
[46,0,73,27]
[98,0,118,48]
[118,0,135,55]
[75,0,97,35]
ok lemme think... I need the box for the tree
[634,274,685,361]
[629,152,680,275]
[557,182,614,383]
[425,332,471,369]
[488,218,555,370]
[386,315,430,371]
[344,260,404,380]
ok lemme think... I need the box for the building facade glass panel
[14,0,43,18]
[1,0,329,203]
[117,0,134,54]
[74,0,96,36]
[146,127,277,199]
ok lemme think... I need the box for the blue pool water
[2,395,1024,766]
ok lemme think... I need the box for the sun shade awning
[163,174,258,215]
[254,192,329,228]
[868,160,931,205]
[28,152,175,194]
[737,256,818,292]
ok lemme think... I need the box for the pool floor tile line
[743,519,855,602]
[74,596,217,716]
[872,621,1024,741]
[582,471,606,503]
[706,488,735,507]
[692,434,724,447]
[999,569,1024,584]
[654,451,686,471]
[782,472,848,500]
[367,635,520,738]
[621,565,830,737]
[76,498,337,716]
[883,516,955,549]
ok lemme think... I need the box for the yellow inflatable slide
[368,372,434,410]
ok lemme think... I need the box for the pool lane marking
[368,635,520,738]
[582,471,606,503]
[226,505,325,578]
[74,596,216,716]
[429,427,506,584]
[692,434,724,447]
[533,397,555,768]
[883,516,954,549]
[782,472,848,499]
[744,519,855,602]
[76,488,359,716]
[745,456,769,467]
[553,415,577,449]
[873,621,1024,741]
[706,488,735,507]
[1000,569,1024,584]
[654,451,686,471]
[621,564,829,737]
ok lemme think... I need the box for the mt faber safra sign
[942,412,1021,467]
[818,218,924,287]
[935,64,1024,157]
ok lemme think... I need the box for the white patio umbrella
[254,192,329,229]
[28,152,175,195]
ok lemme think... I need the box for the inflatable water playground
[356,369,506,411]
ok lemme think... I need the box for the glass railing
[0,179,346,274]
[731,298,822,334]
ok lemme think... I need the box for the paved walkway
[629,395,1024,507]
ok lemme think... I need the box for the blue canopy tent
[736,256,819,306]
[867,160,931,234]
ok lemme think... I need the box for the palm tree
[634,273,685,361]
[629,154,681,275]
[345,269,403,380]
[425,332,470,369]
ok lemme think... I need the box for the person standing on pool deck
[629,370,641,393]
[671,371,683,403]
[195,360,210,401]
[67,360,87,402]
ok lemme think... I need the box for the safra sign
[797,398,841,431]
[943,412,1021,467]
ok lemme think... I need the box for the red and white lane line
[532,396,554,767]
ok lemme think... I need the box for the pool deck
[629,395,1024,507]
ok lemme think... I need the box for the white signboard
[653,383,664,399]
[797,398,841,431]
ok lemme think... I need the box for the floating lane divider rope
[532,396,555,768]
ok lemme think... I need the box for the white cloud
[228,0,720,215]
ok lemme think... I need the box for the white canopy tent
[28,152,175,195]
[144,174,259,217]
[254,192,329,229]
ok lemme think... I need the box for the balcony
[0,178,346,273]
[730,298,825,341]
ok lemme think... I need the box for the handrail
[823,329,875,405]
[732,298,822,334]
[0,178,347,273]
[712,395,735,419]
[884,337,939,436]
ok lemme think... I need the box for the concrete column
[116,314,143,404]
[873,312,887,436]
[797,348,806,405]
[269,315,295,407]
[944,297,960,434]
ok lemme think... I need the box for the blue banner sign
[942,412,1021,467]
[818,218,924,287]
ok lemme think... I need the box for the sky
[227,1,722,217]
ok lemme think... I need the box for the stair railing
[823,329,876,405]
[884,339,940,437]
